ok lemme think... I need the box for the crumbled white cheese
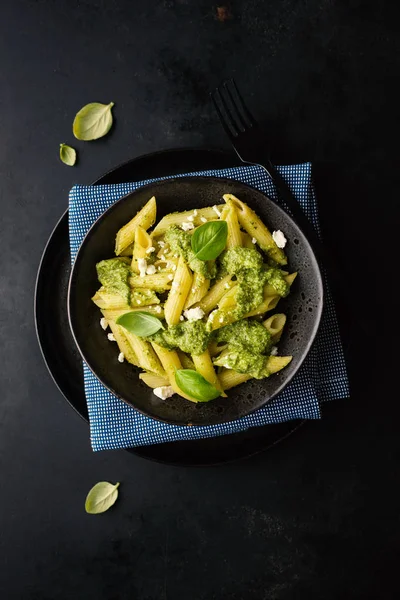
[168,274,174,281]
[146,265,156,275]
[200,216,207,223]
[183,307,205,321]
[118,352,125,363]
[270,346,278,356]
[212,205,222,217]
[219,317,224,323]
[251,237,257,244]
[107,333,116,342]
[171,264,177,271]
[172,280,180,289]
[155,306,162,313]
[174,254,178,258]
[224,283,231,289]
[193,209,198,216]
[181,221,195,231]
[138,258,147,278]
[137,300,142,305]
[180,315,184,321]
[145,246,155,254]
[160,254,166,261]
[153,386,175,400]
[100,317,108,330]
[187,215,194,222]
[272,230,287,249]
[158,241,165,248]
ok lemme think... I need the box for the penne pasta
[263,313,287,342]
[131,226,153,272]
[115,196,157,255]
[151,343,199,402]
[139,372,170,388]
[192,350,227,397]
[100,306,165,321]
[223,194,287,265]
[183,273,210,309]
[221,201,242,248]
[164,256,193,326]
[151,206,223,237]
[122,332,166,376]
[218,356,292,389]
[196,275,235,314]
[102,316,140,367]
[129,272,172,291]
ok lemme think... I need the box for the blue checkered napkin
[69,163,349,451]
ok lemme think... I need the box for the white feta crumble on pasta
[187,215,194,222]
[118,352,125,363]
[272,230,287,249]
[183,307,205,321]
[158,241,165,248]
[193,209,198,216]
[180,315,184,321]
[270,346,278,356]
[212,205,222,217]
[155,306,162,313]
[251,237,257,244]
[146,264,156,275]
[153,386,175,400]
[100,317,108,330]
[145,246,155,254]
[181,221,195,231]
[224,282,231,289]
[138,258,147,277]
[107,333,116,342]
[200,216,207,223]
[219,317,224,323]
[168,274,174,281]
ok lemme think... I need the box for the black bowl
[68,176,323,426]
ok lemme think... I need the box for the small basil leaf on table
[73,102,115,141]
[59,143,76,166]
[116,311,164,337]
[175,369,221,402]
[191,220,228,261]
[85,481,120,514]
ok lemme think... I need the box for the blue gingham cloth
[69,163,349,451]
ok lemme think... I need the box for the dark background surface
[0,1,398,599]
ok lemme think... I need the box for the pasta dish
[91,194,297,403]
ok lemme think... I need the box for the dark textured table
[1,1,398,598]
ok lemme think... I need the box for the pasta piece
[192,351,227,397]
[207,340,228,358]
[151,206,224,237]
[164,256,193,326]
[263,313,287,342]
[264,272,297,297]
[122,332,165,376]
[151,343,199,402]
[139,372,170,388]
[244,295,280,318]
[206,286,239,331]
[131,226,153,272]
[118,244,134,256]
[177,350,195,370]
[183,273,210,309]
[102,316,140,367]
[218,369,251,390]
[223,194,287,265]
[218,356,292,389]
[115,196,156,255]
[101,306,165,321]
[196,275,234,314]
[129,273,172,291]
[221,200,242,248]
[92,288,130,310]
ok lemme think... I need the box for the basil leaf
[116,311,164,337]
[175,369,221,402]
[191,220,228,261]
[85,481,120,514]
[73,102,114,141]
[59,143,76,166]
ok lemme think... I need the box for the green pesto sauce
[216,320,272,354]
[264,267,290,298]
[165,226,217,279]
[220,247,263,274]
[217,349,268,379]
[96,258,131,304]
[149,320,210,355]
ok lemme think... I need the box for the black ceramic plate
[35,148,312,465]
[69,177,323,426]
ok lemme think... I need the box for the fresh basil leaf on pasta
[116,311,164,337]
[191,220,228,261]
[59,143,76,166]
[85,481,120,514]
[175,369,221,402]
[73,102,114,141]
